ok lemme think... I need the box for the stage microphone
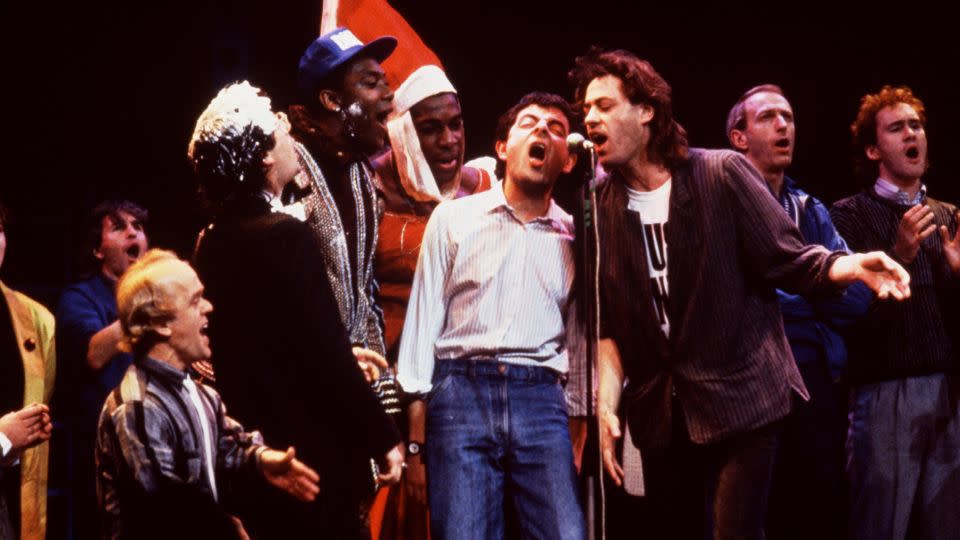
[567,132,595,153]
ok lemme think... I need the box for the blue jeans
[425,359,586,540]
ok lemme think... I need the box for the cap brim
[357,36,397,64]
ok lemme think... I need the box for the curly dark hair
[189,122,277,206]
[568,47,688,169]
[492,92,578,179]
[77,199,148,277]
[851,85,927,181]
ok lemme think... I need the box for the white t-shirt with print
[625,179,671,338]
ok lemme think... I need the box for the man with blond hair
[95,249,320,539]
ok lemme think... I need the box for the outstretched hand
[830,252,911,300]
[260,447,320,502]
[0,403,52,459]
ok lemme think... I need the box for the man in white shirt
[397,92,586,539]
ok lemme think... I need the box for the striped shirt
[96,356,265,539]
[397,183,576,396]
[874,177,927,206]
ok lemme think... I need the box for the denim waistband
[435,358,562,384]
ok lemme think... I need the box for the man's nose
[381,82,394,103]
[439,127,460,148]
[532,117,553,134]
[584,107,599,126]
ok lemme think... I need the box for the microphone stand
[575,147,602,540]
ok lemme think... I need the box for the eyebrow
[585,95,614,106]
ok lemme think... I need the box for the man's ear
[562,152,578,174]
[262,152,276,169]
[636,103,655,125]
[865,145,881,161]
[729,129,749,152]
[93,247,105,261]
[153,324,173,338]
[317,89,342,113]
[495,139,508,162]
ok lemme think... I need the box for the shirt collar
[136,355,189,385]
[260,190,283,210]
[485,181,572,233]
[260,190,307,221]
[874,177,926,206]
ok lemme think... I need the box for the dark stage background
[3,0,958,303]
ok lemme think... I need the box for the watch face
[407,442,422,455]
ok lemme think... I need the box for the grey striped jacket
[95,356,264,539]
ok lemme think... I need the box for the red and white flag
[320,0,442,89]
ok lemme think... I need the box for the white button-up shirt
[183,376,218,501]
[397,183,575,395]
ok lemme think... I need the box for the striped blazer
[597,149,844,448]
[96,357,264,539]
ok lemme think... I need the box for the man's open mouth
[529,142,547,161]
[905,146,920,159]
[589,133,608,147]
[775,138,791,148]
[126,244,141,259]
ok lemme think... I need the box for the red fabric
[374,165,491,355]
[334,0,443,89]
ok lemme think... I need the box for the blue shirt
[55,273,133,436]
[774,177,871,380]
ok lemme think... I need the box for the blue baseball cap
[298,27,397,99]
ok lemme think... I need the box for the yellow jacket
[2,282,55,540]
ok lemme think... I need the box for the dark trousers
[847,374,960,540]
[767,357,848,540]
[607,405,781,540]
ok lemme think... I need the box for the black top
[0,292,24,536]
[831,189,959,383]
[193,195,399,537]
[0,293,23,419]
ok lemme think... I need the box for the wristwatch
[407,441,424,456]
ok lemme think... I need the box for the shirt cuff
[0,432,12,459]
[396,375,432,397]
